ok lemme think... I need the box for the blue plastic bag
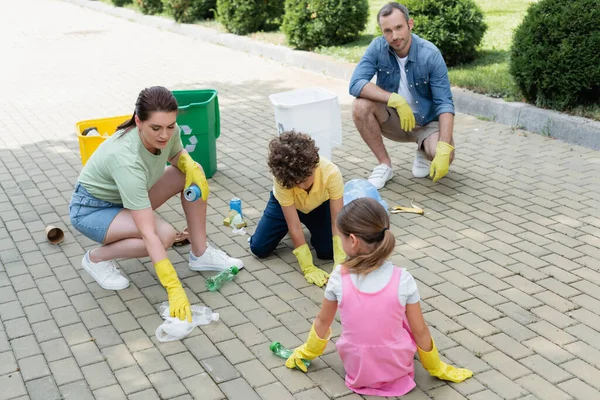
[343,179,389,212]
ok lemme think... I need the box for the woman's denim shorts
[69,182,123,244]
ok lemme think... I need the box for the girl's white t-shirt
[324,261,420,306]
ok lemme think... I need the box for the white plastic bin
[269,87,342,160]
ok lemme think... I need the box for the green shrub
[216,0,282,35]
[282,0,369,50]
[111,0,132,6]
[165,0,217,23]
[510,0,600,110]
[403,0,487,66]
[136,0,163,15]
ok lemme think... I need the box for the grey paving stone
[256,382,294,400]
[59,380,95,400]
[5,317,34,340]
[216,338,255,365]
[32,319,62,343]
[0,351,18,376]
[200,355,240,383]
[81,361,118,391]
[93,384,127,400]
[133,347,170,375]
[25,376,61,400]
[307,367,352,398]
[18,354,51,381]
[89,325,122,349]
[120,329,154,352]
[219,378,261,400]
[0,371,27,400]
[40,338,71,363]
[149,370,189,399]
[70,341,104,367]
[48,357,84,386]
[166,352,204,380]
[11,335,42,360]
[51,305,81,327]
[115,365,152,395]
[101,344,136,370]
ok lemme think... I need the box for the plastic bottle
[205,266,239,291]
[269,342,311,369]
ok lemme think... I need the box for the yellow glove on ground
[332,235,346,266]
[293,244,329,287]
[418,338,473,383]
[177,152,210,201]
[155,259,192,322]
[429,141,454,182]
[285,324,331,372]
[388,93,416,132]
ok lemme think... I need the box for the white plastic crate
[269,87,342,160]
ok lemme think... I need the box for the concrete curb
[66,0,600,150]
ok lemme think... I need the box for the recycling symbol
[180,125,196,153]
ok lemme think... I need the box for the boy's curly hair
[268,131,320,189]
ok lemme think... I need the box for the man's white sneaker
[412,150,431,178]
[367,164,393,189]
[189,245,244,272]
[82,251,129,291]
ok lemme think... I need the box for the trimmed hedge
[510,0,600,110]
[216,0,284,35]
[136,0,163,15]
[404,0,487,66]
[111,0,132,6]
[282,0,369,50]
[165,0,217,23]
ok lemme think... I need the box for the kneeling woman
[69,86,242,321]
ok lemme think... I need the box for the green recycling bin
[172,89,220,178]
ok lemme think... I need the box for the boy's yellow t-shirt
[273,157,344,214]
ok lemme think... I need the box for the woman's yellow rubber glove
[429,141,454,182]
[418,338,473,383]
[332,235,346,266]
[388,93,415,132]
[155,259,192,322]
[293,244,329,287]
[285,324,331,372]
[177,152,210,201]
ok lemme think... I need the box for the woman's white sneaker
[81,251,129,291]
[412,150,431,178]
[189,245,244,272]
[367,164,394,189]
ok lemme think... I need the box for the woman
[70,86,242,321]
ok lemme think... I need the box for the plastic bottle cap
[269,341,281,352]
[231,266,239,275]
[211,313,220,322]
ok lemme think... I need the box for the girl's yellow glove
[285,324,331,372]
[177,153,209,201]
[418,338,473,382]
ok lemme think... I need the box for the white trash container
[269,87,342,160]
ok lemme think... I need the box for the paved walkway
[1,1,600,399]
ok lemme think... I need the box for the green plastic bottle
[205,266,239,291]
[269,341,311,369]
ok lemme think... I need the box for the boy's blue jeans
[250,192,333,260]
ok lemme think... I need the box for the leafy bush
[265,0,285,31]
[282,0,369,50]
[404,0,487,66]
[136,0,163,15]
[165,0,217,23]
[510,0,600,110]
[111,0,132,6]
[216,0,283,35]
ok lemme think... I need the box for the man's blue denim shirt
[349,34,454,126]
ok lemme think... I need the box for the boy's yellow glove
[388,93,415,132]
[293,244,329,287]
[155,259,192,322]
[177,152,209,201]
[285,324,331,372]
[429,141,454,182]
[418,338,473,382]
[332,235,346,266]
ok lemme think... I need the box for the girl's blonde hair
[336,197,395,275]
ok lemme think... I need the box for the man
[350,2,455,189]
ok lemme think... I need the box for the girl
[69,86,242,322]
[249,131,346,287]
[284,197,472,396]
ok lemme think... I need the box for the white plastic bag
[155,302,220,342]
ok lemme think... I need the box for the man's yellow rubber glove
[418,338,473,383]
[177,152,210,201]
[429,141,454,182]
[293,244,329,287]
[388,93,415,132]
[285,324,331,372]
[155,259,192,322]
[332,235,346,266]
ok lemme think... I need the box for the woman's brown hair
[336,197,395,275]
[116,86,179,134]
[267,131,320,189]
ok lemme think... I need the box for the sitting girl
[284,197,472,396]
